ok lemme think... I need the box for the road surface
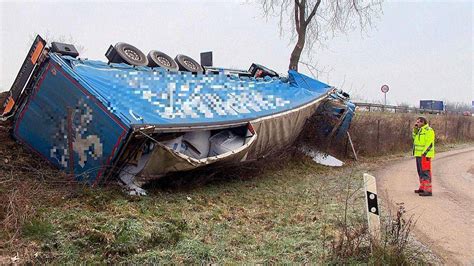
[376,146,474,265]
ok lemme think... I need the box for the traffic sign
[381,85,389,93]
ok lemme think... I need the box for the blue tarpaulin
[62,55,330,126]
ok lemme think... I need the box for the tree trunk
[289,29,306,71]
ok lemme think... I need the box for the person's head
[415,116,428,128]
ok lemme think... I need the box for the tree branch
[352,0,360,13]
[295,0,300,32]
[259,0,382,71]
[299,0,306,30]
[295,0,303,8]
[304,0,321,25]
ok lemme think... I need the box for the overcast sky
[0,0,472,106]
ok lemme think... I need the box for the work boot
[414,189,423,193]
[418,191,432,196]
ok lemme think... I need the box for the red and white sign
[381,85,389,93]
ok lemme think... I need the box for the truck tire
[147,51,178,71]
[114,42,148,66]
[174,54,204,73]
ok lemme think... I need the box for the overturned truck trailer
[1,36,354,186]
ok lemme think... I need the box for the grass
[22,218,54,241]
[1,152,438,264]
[1,110,472,263]
[347,112,474,157]
[0,153,369,263]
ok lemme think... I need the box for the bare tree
[444,101,472,113]
[261,0,382,71]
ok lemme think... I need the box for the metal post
[347,132,358,161]
[363,173,381,245]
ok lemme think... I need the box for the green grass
[2,112,470,263]
[2,157,373,263]
[22,218,54,240]
[3,145,452,264]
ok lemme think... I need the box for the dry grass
[304,112,474,158]
[1,105,470,263]
[0,119,72,258]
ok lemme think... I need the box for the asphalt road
[377,146,474,265]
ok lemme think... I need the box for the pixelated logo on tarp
[116,70,291,120]
[50,98,103,169]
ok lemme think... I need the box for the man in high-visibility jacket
[413,116,435,196]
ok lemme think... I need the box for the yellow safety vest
[412,124,435,158]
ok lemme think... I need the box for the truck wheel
[114,42,148,66]
[147,51,178,71]
[174,54,204,73]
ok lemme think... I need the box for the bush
[305,112,474,158]
[328,198,423,264]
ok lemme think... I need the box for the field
[1,111,473,263]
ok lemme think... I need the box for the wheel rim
[183,59,197,70]
[124,48,141,61]
[156,56,171,67]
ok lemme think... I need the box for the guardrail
[354,102,446,114]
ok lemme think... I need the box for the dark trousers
[415,156,432,192]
